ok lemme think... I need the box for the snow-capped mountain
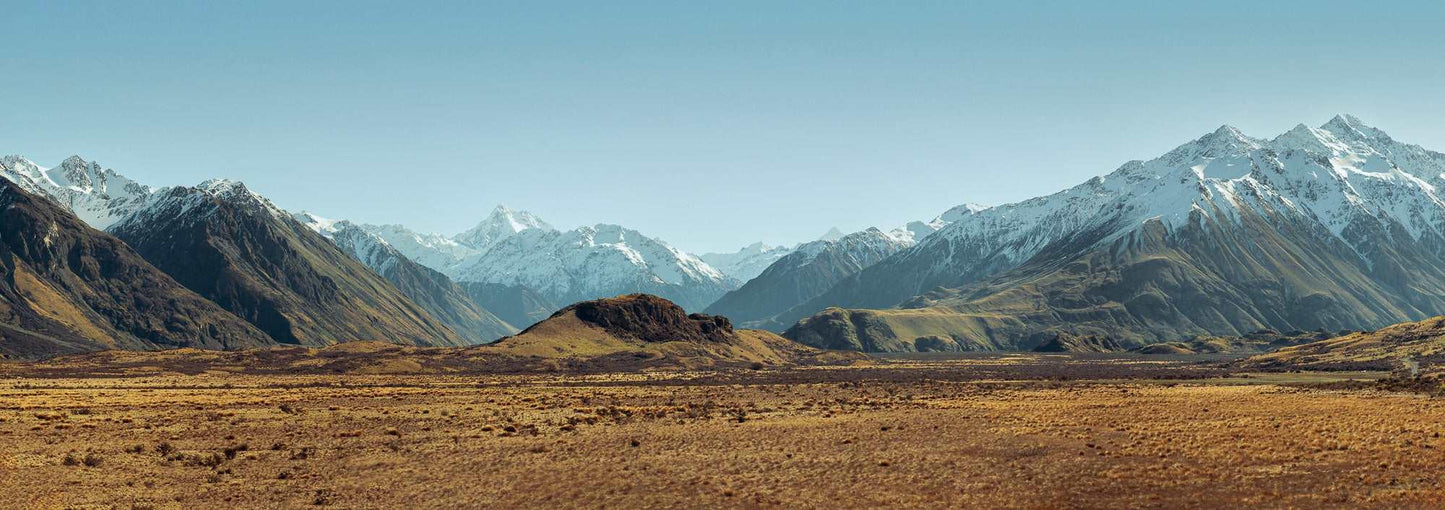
[785,116,1445,352]
[454,205,554,250]
[699,242,794,282]
[0,155,154,229]
[705,227,915,329]
[891,202,987,243]
[361,223,481,269]
[448,221,736,311]
[816,227,846,242]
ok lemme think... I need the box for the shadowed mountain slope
[108,181,470,347]
[0,178,273,359]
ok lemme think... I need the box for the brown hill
[1241,317,1445,372]
[1031,332,1123,353]
[489,294,860,368]
[0,178,273,359]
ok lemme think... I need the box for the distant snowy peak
[448,221,734,310]
[699,242,793,282]
[292,211,343,235]
[360,223,480,270]
[454,205,555,249]
[937,202,988,224]
[816,227,846,242]
[0,155,154,229]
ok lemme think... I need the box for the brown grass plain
[1,354,1441,509]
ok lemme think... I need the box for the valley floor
[1,356,1440,509]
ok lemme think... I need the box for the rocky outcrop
[560,294,735,344]
[489,294,860,368]
[1031,332,1124,353]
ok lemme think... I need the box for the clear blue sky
[5,1,1444,253]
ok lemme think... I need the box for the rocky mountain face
[705,228,914,330]
[0,155,155,229]
[0,178,273,359]
[108,180,471,347]
[293,213,516,343]
[787,116,1445,352]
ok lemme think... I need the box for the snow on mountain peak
[1,155,153,229]
[194,179,288,216]
[454,205,555,249]
[292,211,343,234]
[906,117,1445,291]
[1161,125,1266,166]
[817,227,846,242]
[699,241,792,282]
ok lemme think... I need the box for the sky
[4,1,1445,254]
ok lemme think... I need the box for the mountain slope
[456,282,557,330]
[293,213,516,343]
[108,180,471,347]
[705,228,913,330]
[0,178,273,359]
[787,116,1445,352]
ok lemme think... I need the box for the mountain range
[785,115,1445,352]
[6,114,1445,358]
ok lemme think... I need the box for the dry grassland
[0,357,1440,509]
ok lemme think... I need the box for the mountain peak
[1161,124,1263,163]
[1201,124,1261,149]
[198,178,248,194]
[1324,113,1367,129]
[455,204,555,249]
[59,155,92,168]
[1,154,37,167]
[817,227,846,242]
[1320,114,1391,144]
